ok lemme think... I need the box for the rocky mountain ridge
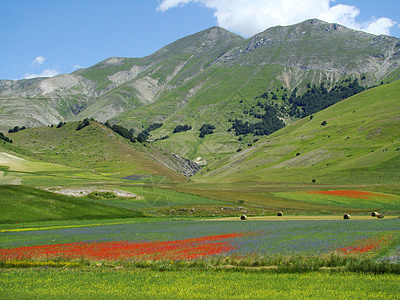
[1,19,399,135]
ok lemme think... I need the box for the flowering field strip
[337,234,394,255]
[1,218,400,262]
[305,190,394,200]
[382,243,400,263]
[0,232,252,261]
[273,190,400,211]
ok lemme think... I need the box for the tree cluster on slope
[0,132,12,143]
[104,121,163,143]
[230,78,365,139]
[8,126,26,133]
[199,124,215,138]
[230,104,285,136]
[173,124,192,133]
[76,118,91,131]
[290,79,365,118]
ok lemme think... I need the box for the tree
[199,124,215,138]
[76,118,90,131]
[0,132,12,143]
[173,124,192,133]
[111,124,133,139]
[136,135,146,143]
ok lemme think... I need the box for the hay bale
[240,215,247,220]
[277,211,283,216]
[377,213,384,219]
[371,211,378,217]
[343,213,351,220]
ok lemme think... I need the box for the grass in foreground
[1,268,399,299]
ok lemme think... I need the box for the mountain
[0,26,243,131]
[1,19,400,162]
[196,79,400,185]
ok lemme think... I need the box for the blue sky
[1,0,399,80]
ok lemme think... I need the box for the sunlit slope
[0,185,144,223]
[6,122,185,181]
[198,80,400,184]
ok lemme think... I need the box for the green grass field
[1,269,399,299]
[0,185,144,223]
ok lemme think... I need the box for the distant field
[273,190,400,213]
[210,215,399,221]
[1,218,399,260]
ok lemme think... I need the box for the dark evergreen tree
[111,124,133,139]
[173,124,192,133]
[199,124,215,138]
[76,118,90,131]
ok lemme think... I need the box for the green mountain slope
[1,19,400,161]
[3,121,193,182]
[196,80,400,185]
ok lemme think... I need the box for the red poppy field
[305,190,393,200]
[0,232,250,261]
[337,235,393,255]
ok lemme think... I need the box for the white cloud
[73,64,82,70]
[157,0,397,37]
[32,56,46,66]
[362,17,397,36]
[24,68,59,79]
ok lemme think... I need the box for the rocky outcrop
[171,153,201,177]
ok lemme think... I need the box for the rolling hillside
[1,121,196,183]
[0,185,144,223]
[197,80,400,185]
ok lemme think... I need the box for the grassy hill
[196,80,400,185]
[3,121,187,183]
[0,185,144,223]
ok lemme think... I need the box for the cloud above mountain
[24,68,59,79]
[158,0,396,37]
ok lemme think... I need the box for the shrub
[87,191,117,200]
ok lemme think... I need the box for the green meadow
[1,270,399,299]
